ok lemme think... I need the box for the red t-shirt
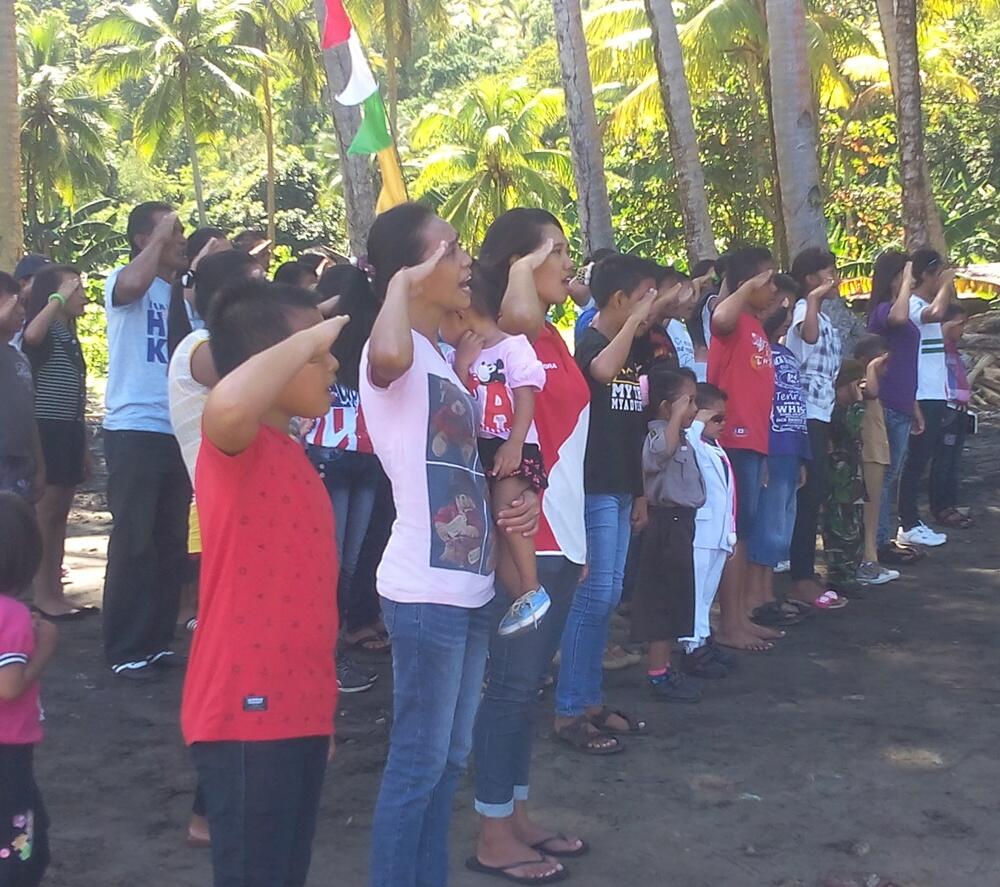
[531,324,590,564]
[182,426,339,744]
[707,312,775,454]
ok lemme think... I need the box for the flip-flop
[343,628,391,654]
[810,590,847,610]
[531,835,589,858]
[879,542,923,565]
[31,606,87,622]
[778,599,813,615]
[465,856,568,884]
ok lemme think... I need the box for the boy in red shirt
[182,280,347,887]
[707,248,781,652]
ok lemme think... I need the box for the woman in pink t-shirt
[360,204,541,887]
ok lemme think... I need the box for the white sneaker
[775,560,790,574]
[896,522,947,547]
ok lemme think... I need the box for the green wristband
[48,292,66,306]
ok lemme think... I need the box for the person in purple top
[866,251,922,564]
[747,292,812,624]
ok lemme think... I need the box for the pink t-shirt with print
[360,332,496,608]
[453,334,546,443]
[0,596,43,745]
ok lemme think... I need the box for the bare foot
[748,620,785,640]
[512,814,585,856]
[714,629,774,652]
[187,814,210,848]
[475,834,564,880]
[789,578,825,603]
[552,716,619,752]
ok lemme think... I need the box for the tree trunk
[550,0,615,255]
[383,0,400,140]
[0,0,23,271]
[179,73,208,227]
[263,72,278,244]
[315,0,377,255]
[765,0,828,260]
[874,0,947,254]
[644,0,717,269]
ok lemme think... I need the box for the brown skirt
[631,505,696,643]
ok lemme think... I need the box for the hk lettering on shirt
[146,304,168,365]
[610,378,643,412]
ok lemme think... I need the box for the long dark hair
[868,250,907,319]
[167,228,231,357]
[320,265,380,390]
[168,249,257,357]
[478,208,562,310]
[23,264,82,371]
[366,202,435,302]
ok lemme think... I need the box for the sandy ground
[35,418,1000,887]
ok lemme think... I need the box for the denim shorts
[726,448,766,540]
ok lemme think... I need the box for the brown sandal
[934,508,973,529]
[554,716,624,755]
[588,706,648,736]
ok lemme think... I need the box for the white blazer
[685,421,737,552]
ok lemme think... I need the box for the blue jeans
[727,448,766,540]
[474,556,582,816]
[748,455,801,567]
[307,446,382,633]
[878,406,913,546]
[370,598,492,887]
[191,737,328,887]
[930,407,967,514]
[555,493,632,718]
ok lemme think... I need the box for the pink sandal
[810,590,847,610]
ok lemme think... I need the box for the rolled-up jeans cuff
[513,784,529,802]
[475,797,516,818]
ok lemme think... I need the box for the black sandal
[751,602,807,627]
[554,716,624,755]
[588,705,648,736]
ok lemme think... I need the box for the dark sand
[38,419,1000,887]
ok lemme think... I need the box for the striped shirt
[908,295,947,401]
[27,321,86,423]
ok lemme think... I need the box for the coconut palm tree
[551,0,615,254]
[235,0,323,243]
[643,0,716,267]
[410,76,575,246]
[19,10,114,241]
[765,0,829,256]
[312,0,376,255]
[0,0,23,270]
[88,0,265,225]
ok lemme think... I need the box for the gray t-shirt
[103,268,173,433]
[0,342,37,469]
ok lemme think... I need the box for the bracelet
[48,292,66,306]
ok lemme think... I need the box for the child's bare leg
[494,476,538,597]
[862,462,884,564]
[647,640,671,673]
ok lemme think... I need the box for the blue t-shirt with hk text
[103,268,173,433]
[768,343,811,460]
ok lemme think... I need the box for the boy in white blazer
[679,383,737,676]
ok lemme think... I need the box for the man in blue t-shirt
[102,202,191,680]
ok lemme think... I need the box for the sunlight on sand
[881,746,946,769]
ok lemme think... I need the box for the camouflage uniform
[822,402,865,584]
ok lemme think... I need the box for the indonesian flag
[319,0,407,213]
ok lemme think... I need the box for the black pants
[899,399,947,530]
[789,419,830,582]
[929,407,967,515]
[0,745,49,887]
[102,430,191,668]
[191,737,329,887]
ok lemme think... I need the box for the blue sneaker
[497,587,551,637]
